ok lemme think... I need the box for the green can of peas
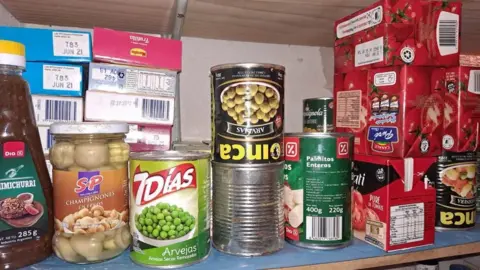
[129,151,211,268]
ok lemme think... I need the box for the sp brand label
[211,65,285,164]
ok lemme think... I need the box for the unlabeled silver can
[212,161,284,256]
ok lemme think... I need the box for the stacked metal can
[210,63,285,256]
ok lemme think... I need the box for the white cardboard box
[32,95,84,126]
[85,90,175,125]
[38,126,54,153]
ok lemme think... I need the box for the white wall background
[180,38,333,140]
[0,5,334,141]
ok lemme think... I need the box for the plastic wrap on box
[126,124,172,152]
[0,26,92,63]
[85,90,175,125]
[32,95,84,126]
[24,62,83,97]
[89,62,176,97]
[93,27,182,71]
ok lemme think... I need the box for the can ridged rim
[303,97,333,101]
[211,161,284,168]
[210,63,285,72]
[284,132,354,138]
[130,151,210,161]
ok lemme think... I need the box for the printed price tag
[43,65,82,91]
[52,32,90,57]
[91,67,119,83]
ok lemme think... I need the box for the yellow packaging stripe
[0,40,25,56]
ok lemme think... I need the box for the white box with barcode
[89,63,177,97]
[38,126,54,153]
[32,95,84,126]
[85,90,175,125]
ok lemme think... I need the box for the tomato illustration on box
[366,66,444,158]
[334,71,369,155]
[352,155,436,251]
[443,66,480,152]
[334,0,461,73]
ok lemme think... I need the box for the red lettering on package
[285,225,300,241]
[3,141,25,159]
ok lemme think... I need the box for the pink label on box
[93,27,182,71]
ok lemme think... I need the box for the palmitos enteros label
[211,64,285,164]
[436,151,477,229]
[283,134,353,246]
[129,154,210,267]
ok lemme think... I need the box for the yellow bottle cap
[0,40,26,68]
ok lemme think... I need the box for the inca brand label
[129,158,210,266]
[303,99,334,133]
[436,152,477,229]
[211,65,284,164]
[284,135,353,246]
[53,168,128,235]
[0,142,49,245]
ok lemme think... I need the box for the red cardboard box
[93,27,182,71]
[367,66,444,158]
[443,66,480,152]
[126,124,172,152]
[334,1,461,73]
[334,71,369,155]
[352,155,436,252]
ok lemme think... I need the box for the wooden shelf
[2,0,480,52]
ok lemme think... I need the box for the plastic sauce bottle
[0,40,54,268]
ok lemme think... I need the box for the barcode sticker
[468,70,480,94]
[436,12,459,56]
[38,126,52,153]
[85,91,174,125]
[52,32,90,57]
[44,100,77,121]
[32,96,83,125]
[142,99,170,121]
[43,65,82,91]
[306,216,342,241]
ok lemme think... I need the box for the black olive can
[210,63,285,164]
[435,151,478,231]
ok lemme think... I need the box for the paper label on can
[211,66,284,164]
[284,135,353,244]
[129,158,210,266]
[303,99,334,133]
[436,152,477,229]
[52,168,129,235]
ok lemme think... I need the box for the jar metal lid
[50,122,129,134]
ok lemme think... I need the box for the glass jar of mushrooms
[49,122,131,263]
